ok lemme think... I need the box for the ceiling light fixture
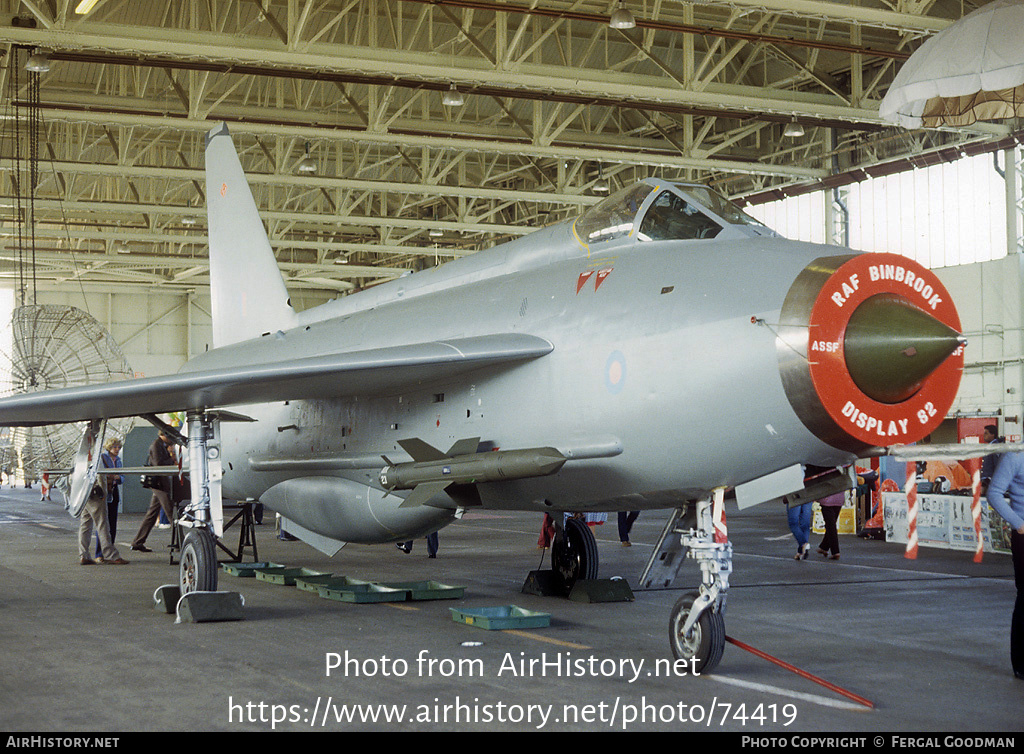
[74,0,100,14]
[25,50,51,73]
[114,240,131,255]
[181,200,198,226]
[609,3,636,30]
[784,118,805,138]
[297,142,317,174]
[593,165,610,194]
[442,84,464,107]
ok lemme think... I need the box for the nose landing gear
[643,489,731,674]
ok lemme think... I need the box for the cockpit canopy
[573,179,775,248]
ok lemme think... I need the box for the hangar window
[638,191,723,241]
[573,182,656,246]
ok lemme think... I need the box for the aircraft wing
[0,333,552,427]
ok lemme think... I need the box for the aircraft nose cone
[778,252,963,450]
[844,293,965,405]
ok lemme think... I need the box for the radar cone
[844,293,964,405]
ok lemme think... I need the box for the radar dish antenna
[0,305,134,488]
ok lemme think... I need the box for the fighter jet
[0,124,966,673]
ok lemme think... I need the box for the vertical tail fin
[205,123,296,347]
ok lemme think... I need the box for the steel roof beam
[25,106,829,179]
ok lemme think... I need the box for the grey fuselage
[181,195,855,545]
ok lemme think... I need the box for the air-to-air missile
[379,438,568,508]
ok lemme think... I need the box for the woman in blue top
[94,438,125,559]
[985,452,1024,680]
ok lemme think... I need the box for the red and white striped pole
[712,487,728,544]
[964,457,983,563]
[904,462,918,559]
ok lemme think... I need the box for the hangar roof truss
[0,0,1011,293]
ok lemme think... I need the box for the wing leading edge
[0,333,553,427]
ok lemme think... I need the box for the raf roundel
[605,351,627,395]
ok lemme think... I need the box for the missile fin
[398,481,451,508]
[397,438,447,463]
[446,437,481,457]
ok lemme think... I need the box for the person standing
[537,513,555,550]
[79,480,128,566]
[985,452,1024,680]
[95,439,124,559]
[397,531,439,558]
[131,431,176,553]
[816,492,844,560]
[981,424,1004,488]
[618,510,639,546]
[787,501,813,560]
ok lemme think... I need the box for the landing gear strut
[673,490,730,673]
[165,410,223,594]
[644,489,731,673]
[550,515,599,593]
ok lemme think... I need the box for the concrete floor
[1,486,1021,733]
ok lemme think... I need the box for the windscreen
[637,191,724,241]
[573,183,657,246]
[683,186,772,231]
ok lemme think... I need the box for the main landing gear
[550,515,599,594]
[154,410,224,595]
[643,490,732,674]
[180,528,218,593]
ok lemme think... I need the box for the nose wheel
[669,591,725,674]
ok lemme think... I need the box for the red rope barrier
[725,635,875,709]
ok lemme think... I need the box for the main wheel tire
[180,528,218,594]
[669,591,725,674]
[551,516,599,593]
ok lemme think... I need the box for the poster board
[881,492,1011,554]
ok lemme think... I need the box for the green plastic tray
[318,581,408,603]
[378,580,466,601]
[255,567,328,586]
[450,605,550,630]
[221,562,282,577]
[294,574,352,593]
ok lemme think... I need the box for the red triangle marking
[576,271,594,294]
